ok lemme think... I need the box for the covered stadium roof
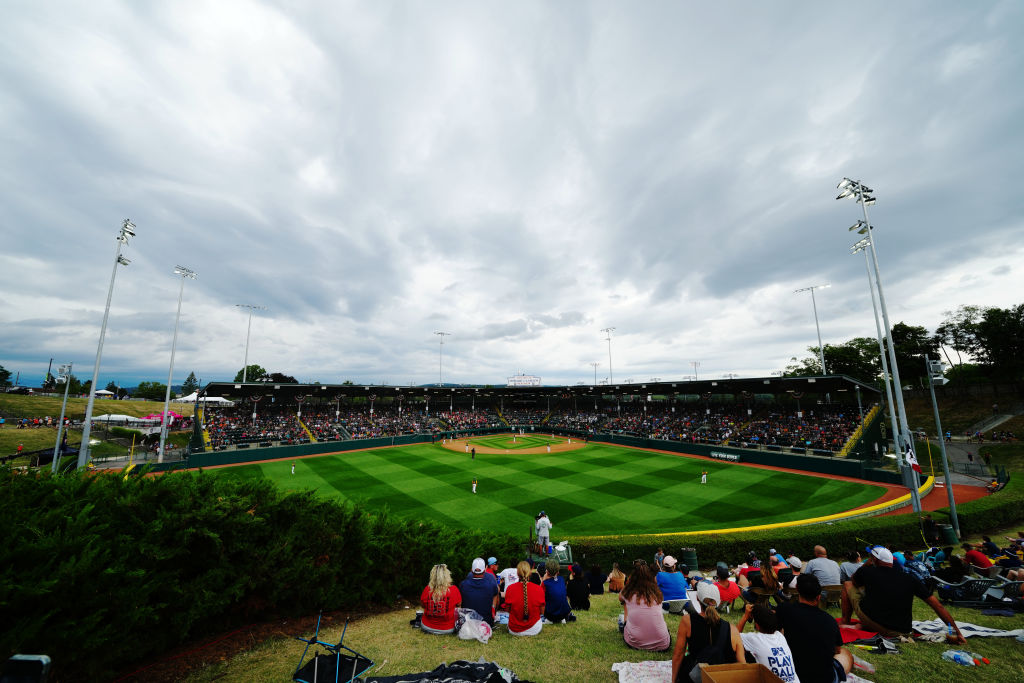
[199,374,879,404]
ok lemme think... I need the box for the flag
[905,441,922,473]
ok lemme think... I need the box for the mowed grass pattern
[212,443,885,536]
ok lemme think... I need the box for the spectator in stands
[542,559,575,623]
[804,545,841,587]
[671,582,744,683]
[839,549,863,584]
[419,564,462,635]
[841,545,965,642]
[778,574,853,683]
[567,564,591,611]
[505,561,545,636]
[587,564,606,596]
[656,556,689,607]
[962,542,994,570]
[714,566,742,607]
[459,558,499,627]
[736,603,799,683]
[607,563,626,593]
[619,563,670,652]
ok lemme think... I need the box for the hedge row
[0,466,519,681]
[568,476,1023,572]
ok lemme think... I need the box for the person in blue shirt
[655,556,689,607]
[542,559,576,623]
[459,558,499,626]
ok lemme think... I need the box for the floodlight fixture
[80,219,139,468]
[236,304,268,382]
[601,327,616,384]
[159,265,198,461]
[794,284,831,374]
[836,177,920,512]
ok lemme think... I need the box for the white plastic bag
[456,607,493,643]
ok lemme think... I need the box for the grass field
[183,587,1024,683]
[210,442,886,536]
[0,393,194,420]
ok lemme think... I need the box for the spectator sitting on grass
[962,542,994,570]
[841,545,965,642]
[741,563,783,606]
[671,582,744,683]
[505,561,545,637]
[420,564,461,635]
[656,556,689,606]
[803,545,841,587]
[714,566,742,606]
[619,563,670,652]
[736,603,799,683]
[778,573,852,683]
[839,550,863,584]
[607,562,626,593]
[567,564,591,611]
[459,558,499,627]
[542,559,576,623]
[587,564,605,595]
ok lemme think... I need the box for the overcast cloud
[2,1,1022,389]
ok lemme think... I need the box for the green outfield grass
[211,443,886,536]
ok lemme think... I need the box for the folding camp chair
[970,564,1003,579]
[820,585,843,610]
[983,580,1023,602]
[293,613,374,683]
[933,577,1000,608]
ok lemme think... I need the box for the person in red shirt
[420,564,461,634]
[962,543,993,569]
[714,566,742,606]
[505,561,545,636]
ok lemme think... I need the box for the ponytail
[522,581,530,619]
[703,599,721,631]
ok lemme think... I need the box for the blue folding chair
[293,612,374,683]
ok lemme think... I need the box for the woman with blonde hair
[619,563,670,651]
[419,563,462,634]
[504,560,546,636]
[607,562,626,593]
[671,582,743,682]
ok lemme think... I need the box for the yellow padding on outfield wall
[619,475,935,538]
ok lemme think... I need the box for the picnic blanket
[912,618,1024,641]
[358,660,531,683]
[611,659,671,682]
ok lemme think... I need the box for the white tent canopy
[172,392,234,406]
[92,414,161,424]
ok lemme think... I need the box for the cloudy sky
[2,1,1022,390]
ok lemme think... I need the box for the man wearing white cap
[459,557,500,626]
[841,545,965,643]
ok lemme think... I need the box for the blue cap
[487,557,497,565]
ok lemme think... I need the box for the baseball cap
[769,548,777,556]
[487,557,498,566]
[866,545,893,565]
[787,556,803,569]
[662,555,677,568]
[716,566,730,580]
[696,581,721,608]
[472,558,486,574]
[539,510,545,515]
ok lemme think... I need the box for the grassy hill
[0,393,194,420]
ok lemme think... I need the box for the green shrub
[936,475,1023,534]
[0,466,518,681]
[109,426,144,440]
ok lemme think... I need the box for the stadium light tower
[235,304,267,381]
[601,327,615,384]
[851,237,899,464]
[793,284,830,374]
[589,362,600,386]
[435,331,451,386]
[839,178,920,512]
[52,362,73,473]
[158,266,197,462]
[79,219,136,469]
[690,361,700,381]
[926,356,960,539]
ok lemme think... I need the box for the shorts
[509,619,543,636]
[830,657,847,682]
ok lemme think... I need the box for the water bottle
[966,651,990,665]
[941,650,976,666]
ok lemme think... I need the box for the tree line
[784,302,1024,387]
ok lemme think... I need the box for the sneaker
[566,614,577,622]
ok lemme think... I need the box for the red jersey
[420,585,461,631]
[504,581,545,633]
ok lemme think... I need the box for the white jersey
[740,631,800,683]
[498,567,520,594]
[536,516,552,538]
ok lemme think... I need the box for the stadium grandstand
[188,375,881,460]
